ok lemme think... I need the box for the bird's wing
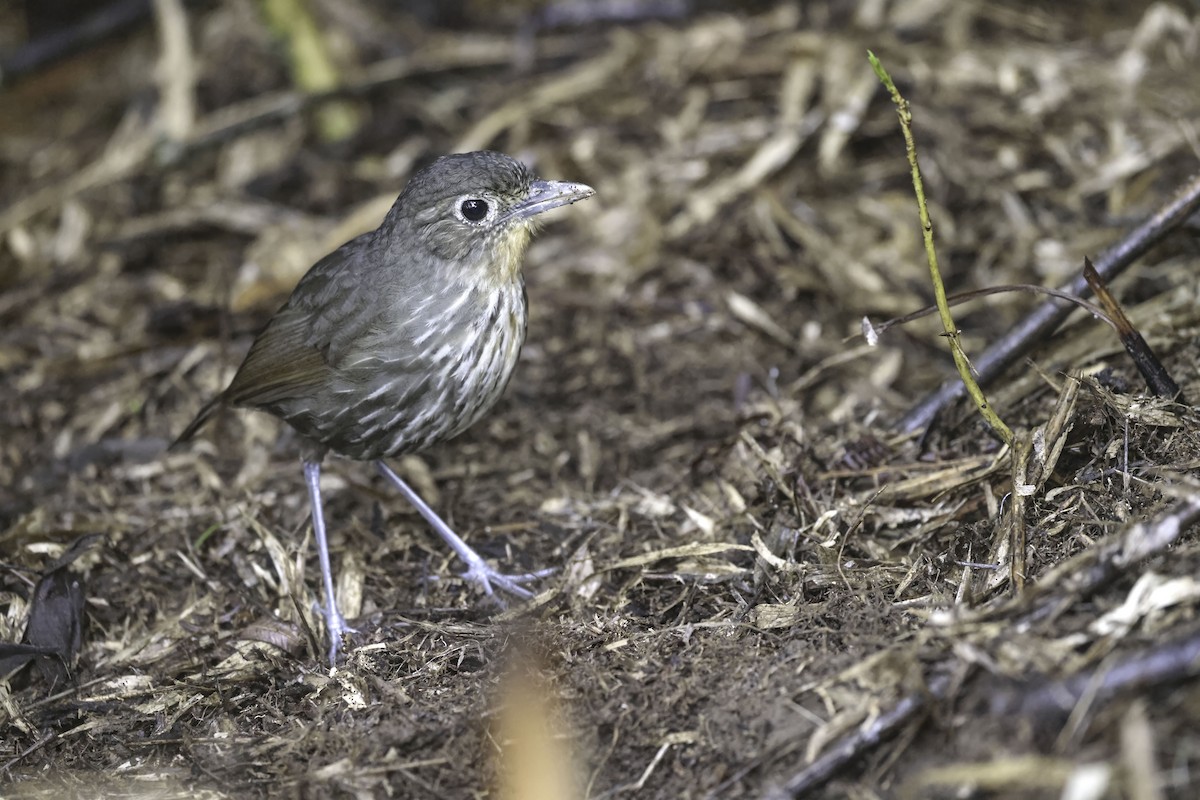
[222,308,329,408]
[223,234,386,409]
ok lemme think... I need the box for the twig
[1008,433,1031,591]
[0,730,58,773]
[767,495,1200,798]
[868,52,1012,444]
[0,108,156,234]
[765,671,956,799]
[988,624,1200,717]
[866,284,1115,337]
[1082,257,1183,401]
[0,0,153,86]
[896,171,1200,436]
[0,35,586,232]
[152,0,196,143]
[455,33,636,153]
[594,732,697,798]
[980,495,1200,627]
[259,0,362,143]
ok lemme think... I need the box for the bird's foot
[375,461,557,607]
[455,550,556,605]
[316,602,360,665]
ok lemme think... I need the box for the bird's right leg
[375,461,553,603]
[304,460,355,664]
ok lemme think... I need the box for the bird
[174,150,595,663]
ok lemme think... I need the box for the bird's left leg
[304,460,358,663]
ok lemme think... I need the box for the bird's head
[383,151,594,286]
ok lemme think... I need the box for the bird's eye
[459,198,489,222]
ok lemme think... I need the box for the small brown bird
[176,151,594,662]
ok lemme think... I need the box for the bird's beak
[508,180,595,221]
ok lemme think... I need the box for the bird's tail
[171,395,224,450]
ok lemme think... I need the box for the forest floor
[3,2,1200,798]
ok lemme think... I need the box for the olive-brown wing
[224,235,382,410]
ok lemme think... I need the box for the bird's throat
[487,224,533,287]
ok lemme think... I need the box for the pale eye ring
[459,198,490,222]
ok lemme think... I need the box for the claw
[456,552,542,601]
[316,601,359,663]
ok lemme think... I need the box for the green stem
[868,51,1013,444]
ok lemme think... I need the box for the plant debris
[3,2,1200,798]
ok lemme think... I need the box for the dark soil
[3,2,1200,798]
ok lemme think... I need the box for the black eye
[460,198,489,222]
